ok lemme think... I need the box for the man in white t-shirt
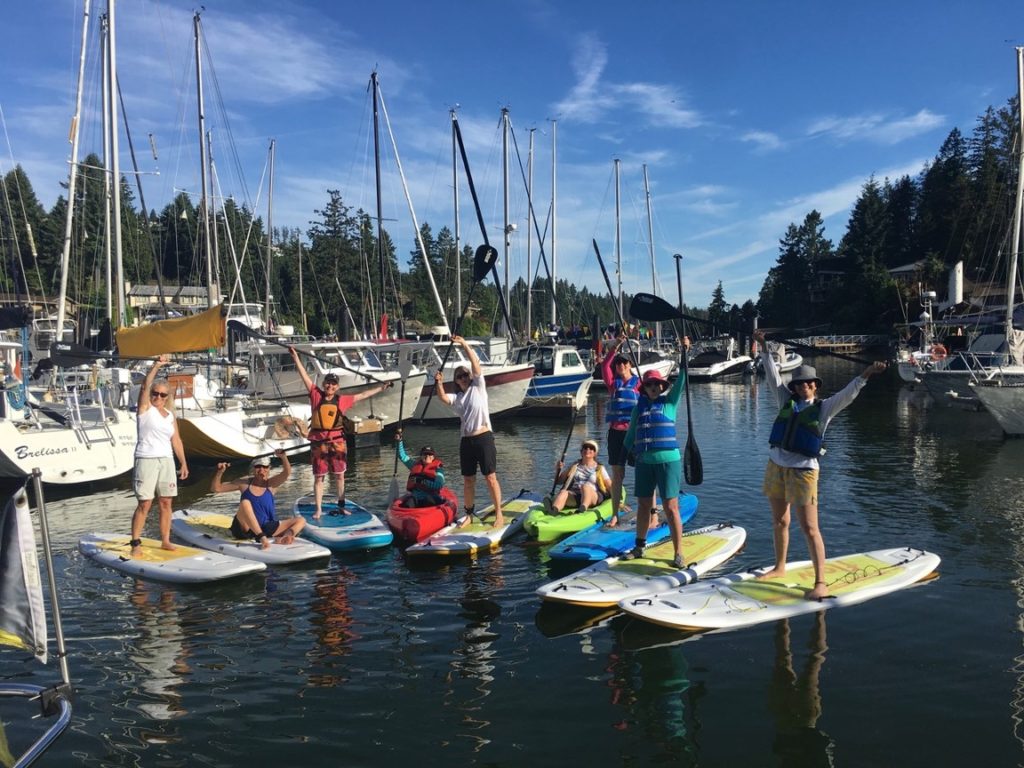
[434,335,503,528]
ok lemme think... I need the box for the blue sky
[2,0,1023,313]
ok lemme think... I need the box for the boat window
[562,351,582,368]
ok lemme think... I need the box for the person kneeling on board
[550,438,612,515]
[395,431,447,507]
[210,450,305,549]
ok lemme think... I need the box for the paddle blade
[386,476,401,507]
[629,293,683,323]
[473,245,498,282]
[683,436,703,486]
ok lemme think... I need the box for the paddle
[386,354,414,506]
[549,407,580,498]
[47,341,236,370]
[627,292,876,366]
[592,239,641,372]
[674,254,703,486]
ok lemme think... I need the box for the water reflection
[125,583,190,723]
[768,614,834,767]
[305,568,357,687]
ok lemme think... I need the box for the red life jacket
[407,457,443,492]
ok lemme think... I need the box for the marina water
[3,357,1023,766]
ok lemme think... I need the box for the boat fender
[930,344,947,361]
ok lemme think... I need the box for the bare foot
[130,545,143,558]
[161,542,177,552]
[806,582,829,600]
[756,568,786,580]
[491,514,505,529]
[312,510,322,521]
[279,532,295,545]
[261,537,271,550]
[606,515,619,528]
[457,516,472,528]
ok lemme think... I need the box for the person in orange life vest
[289,346,393,519]
[551,438,612,513]
[753,329,887,600]
[394,431,447,507]
[130,354,189,558]
[434,335,503,528]
[601,336,641,527]
[209,449,305,549]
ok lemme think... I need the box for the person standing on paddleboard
[434,335,504,528]
[209,449,304,549]
[754,329,887,600]
[622,336,691,568]
[129,354,189,557]
[290,346,392,519]
[601,337,640,527]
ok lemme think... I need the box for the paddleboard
[78,533,266,584]
[294,495,393,551]
[171,509,332,565]
[404,491,543,557]
[620,547,941,631]
[536,522,747,607]
[548,493,699,561]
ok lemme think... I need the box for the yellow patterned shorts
[762,461,818,506]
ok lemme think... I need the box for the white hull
[413,365,534,421]
[973,381,1024,435]
[175,402,312,460]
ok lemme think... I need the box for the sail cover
[0,487,47,663]
[116,304,226,358]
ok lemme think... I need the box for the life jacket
[407,457,443,493]
[606,375,640,424]
[562,461,609,494]
[634,397,677,454]
[768,400,824,458]
[310,396,343,431]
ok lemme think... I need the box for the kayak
[294,494,393,551]
[171,508,332,565]
[535,522,747,608]
[404,490,543,557]
[387,487,460,544]
[522,489,626,543]
[548,493,699,561]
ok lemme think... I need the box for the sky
[2,0,1023,316]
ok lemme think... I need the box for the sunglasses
[324,380,339,387]
[582,446,596,451]
[151,391,169,398]
[455,372,470,380]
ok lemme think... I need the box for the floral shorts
[762,461,818,506]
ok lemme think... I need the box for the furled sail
[115,304,226,357]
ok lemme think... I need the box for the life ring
[930,344,947,361]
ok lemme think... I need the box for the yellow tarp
[116,304,226,357]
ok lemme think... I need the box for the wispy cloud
[740,130,784,153]
[807,109,945,145]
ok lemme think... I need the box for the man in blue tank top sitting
[210,449,305,549]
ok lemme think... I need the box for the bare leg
[235,499,271,549]
[130,499,154,557]
[272,516,305,545]
[607,464,626,527]
[635,496,655,542]
[334,472,350,515]
[579,485,600,511]
[313,474,326,519]
[483,472,503,528]
[794,502,828,600]
[664,495,682,558]
[757,496,791,579]
[157,497,176,551]
[550,489,570,512]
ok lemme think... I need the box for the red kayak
[387,487,459,544]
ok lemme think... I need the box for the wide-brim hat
[642,369,670,391]
[581,438,599,452]
[788,365,823,390]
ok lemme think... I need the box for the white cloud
[807,109,945,145]
[740,130,783,152]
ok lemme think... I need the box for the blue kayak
[548,493,698,562]
[294,494,393,551]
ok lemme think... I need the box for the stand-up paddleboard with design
[404,491,542,557]
[79,533,266,584]
[536,523,746,607]
[548,494,699,561]
[293,495,393,551]
[620,547,941,631]
[171,509,332,564]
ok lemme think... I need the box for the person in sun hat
[550,438,612,514]
[289,346,393,519]
[753,329,888,601]
[622,337,692,568]
[209,449,305,549]
[434,335,504,528]
[600,335,641,526]
[394,431,448,508]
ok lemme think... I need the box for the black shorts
[607,428,629,467]
[460,431,498,477]
[230,516,278,539]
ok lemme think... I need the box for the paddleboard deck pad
[548,493,698,561]
[172,509,331,564]
[620,547,941,631]
[293,495,393,551]
[404,491,542,556]
[79,533,266,583]
[536,522,746,607]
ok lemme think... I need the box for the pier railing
[786,334,890,351]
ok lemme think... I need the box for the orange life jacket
[407,457,443,492]
[310,397,343,431]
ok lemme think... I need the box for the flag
[0,488,47,663]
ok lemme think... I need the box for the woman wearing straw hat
[551,438,612,514]
[754,329,887,600]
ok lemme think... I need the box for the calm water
[3,358,1024,767]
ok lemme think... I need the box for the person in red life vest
[600,337,640,526]
[209,449,305,549]
[753,329,887,600]
[394,431,447,507]
[551,438,612,513]
[289,346,392,519]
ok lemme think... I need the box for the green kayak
[523,489,626,543]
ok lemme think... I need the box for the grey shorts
[133,456,178,501]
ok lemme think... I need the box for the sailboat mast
[614,158,622,319]
[502,108,511,336]
[107,0,125,326]
[265,139,275,330]
[451,109,461,326]
[526,127,535,339]
[194,12,215,309]
[371,72,386,334]
[101,10,113,323]
[298,238,307,334]
[643,164,659,345]
[550,120,557,328]
[1007,46,1024,338]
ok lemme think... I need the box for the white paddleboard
[79,533,266,584]
[293,494,393,551]
[620,547,941,631]
[171,509,331,565]
[404,491,543,557]
[536,523,747,607]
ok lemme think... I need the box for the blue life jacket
[634,397,677,454]
[606,376,640,425]
[768,400,824,458]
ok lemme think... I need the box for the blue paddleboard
[294,494,393,551]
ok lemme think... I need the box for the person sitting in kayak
[394,431,447,508]
[209,450,305,550]
[550,438,612,514]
